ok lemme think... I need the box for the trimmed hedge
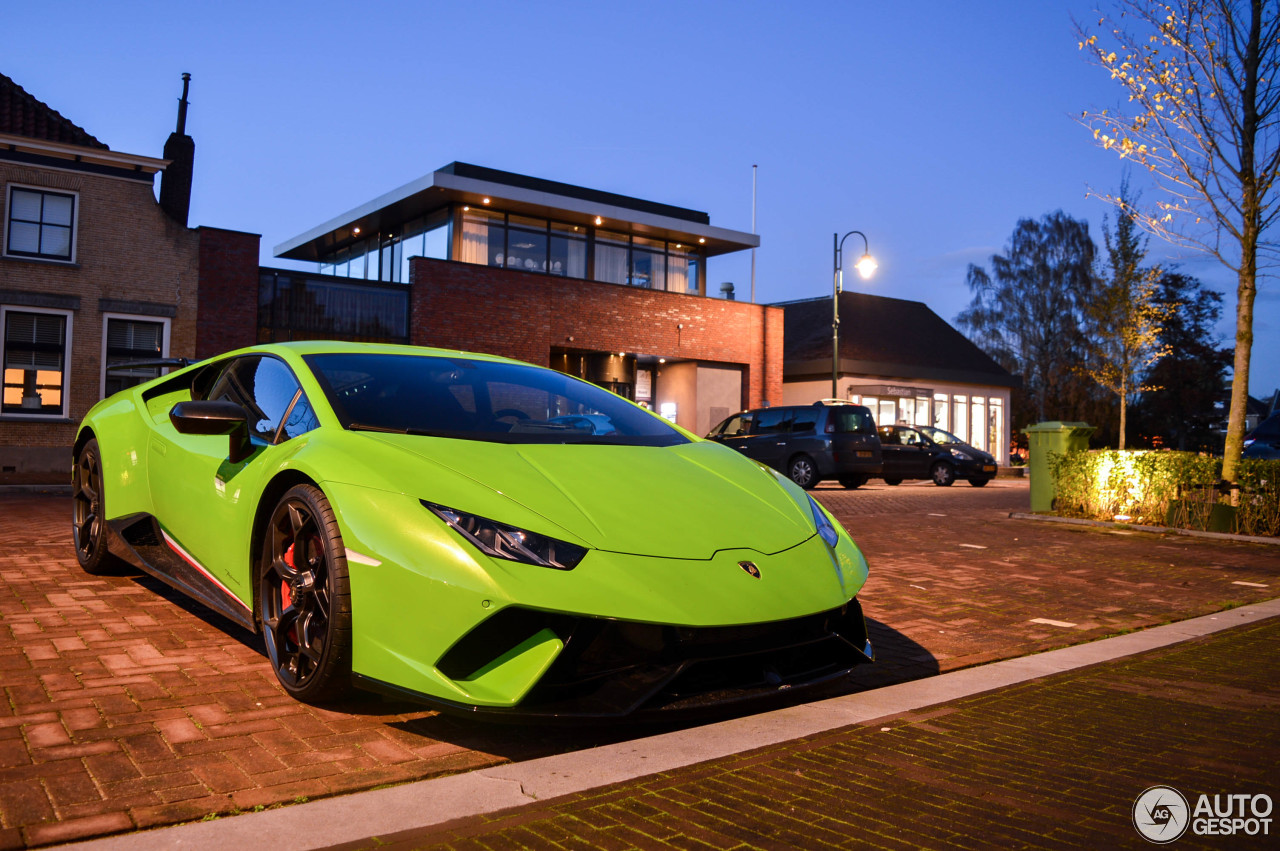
[1048,450,1280,538]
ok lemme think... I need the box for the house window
[102,315,169,398]
[5,187,77,262]
[2,307,72,417]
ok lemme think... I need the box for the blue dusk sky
[8,0,1278,397]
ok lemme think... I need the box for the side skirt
[107,513,256,632]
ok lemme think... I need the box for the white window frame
[1,305,74,420]
[3,183,80,264]
[100,313,172,399]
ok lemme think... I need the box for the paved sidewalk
[321,613,1280,850]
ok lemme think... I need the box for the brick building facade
[407,258,782,435]
[0,73,255,484]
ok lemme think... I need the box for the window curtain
[460,215,490,265]
[595,242,628,284]
[668,254,689,292]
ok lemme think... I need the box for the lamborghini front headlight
[422,501,587,570]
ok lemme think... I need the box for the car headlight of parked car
[949,448,973,460]
[423,501,587,570]
[807,494,841,548]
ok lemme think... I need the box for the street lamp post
[832,231,877,399]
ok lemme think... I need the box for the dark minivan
[706,401,882,489]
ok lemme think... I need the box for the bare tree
[1078,0,1280,483]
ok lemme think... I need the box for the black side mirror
[170,401,254,463]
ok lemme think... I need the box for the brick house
[0,73,255,484]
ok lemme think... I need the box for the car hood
[340,434,816,560]
[945,441,994,463]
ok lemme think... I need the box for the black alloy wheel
[72,438,119,575]
[788,454,818,489]
[260,484,353,703]
[931,462,956,487]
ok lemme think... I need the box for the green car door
[147,355,315,600]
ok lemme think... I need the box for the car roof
[1249,410,1280,439]
[260,340,523,363]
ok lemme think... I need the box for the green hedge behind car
[1048,450,1280,538]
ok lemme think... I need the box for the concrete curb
[0,484,72,496]
[59,598,1280,851]
[1009,510,1280,546]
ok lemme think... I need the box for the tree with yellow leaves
[1079,0,1279,485]
[1086,187,1174,450]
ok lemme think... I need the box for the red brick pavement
[330,616,1280,850]
[1,481,1277,847]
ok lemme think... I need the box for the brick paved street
[329,616,1280,850]
[1,480,1277,847]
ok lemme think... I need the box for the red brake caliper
[281,542,297,643]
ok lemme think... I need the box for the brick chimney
[159,73,195,227]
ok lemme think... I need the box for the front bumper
[355,598,873,720]
[954,458,998,479]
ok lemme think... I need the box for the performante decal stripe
[160,529,251,612]
[345,548,382,567]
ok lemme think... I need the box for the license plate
[983,465,996,472]
[856,450,872,458]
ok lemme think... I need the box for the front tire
[787,454,819,489]
[931,462,956,487]
[72,438,121,575]
[260,484,353,703]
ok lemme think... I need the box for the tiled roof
[0,72,107,149]
[780,292,1020,388]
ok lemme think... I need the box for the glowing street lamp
[832,231,876,399]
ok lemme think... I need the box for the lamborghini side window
[279,394,318,441]
[208,356,303,442]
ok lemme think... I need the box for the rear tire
[838,474,869,489]
[259,484,353,704]
[72,438,122,575]
[931,462,956,487]
[883,477,902,486]
[968,478,991,487]
[787,454,819,489]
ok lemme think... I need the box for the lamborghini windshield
[305,353,688,446]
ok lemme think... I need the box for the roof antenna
[176,72,191,135]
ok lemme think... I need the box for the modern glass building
[271,163,775,437]
[275,162,758,296]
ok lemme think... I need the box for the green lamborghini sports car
[73,342,873,718]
